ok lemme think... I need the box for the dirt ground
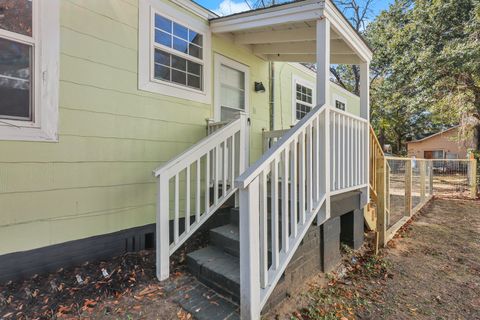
[273,198,480,320]
[2,198,479,319]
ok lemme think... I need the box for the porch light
[254,81,266,92]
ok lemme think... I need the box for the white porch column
[316,18,331,221]
[316,18,330,106]
[360,62,370,121]
[360,62,370,202]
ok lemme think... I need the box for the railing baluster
[335,115,343,190]
[342,115,346,189]
[214,146,219,204]
[271,158,279,269]
[205,151,210,214]
[260,170,268,289]
[315,116,320,202]
[231,135,235,190]
[282,147,289,253]
[185,165,190,233]
[290,138,298,238]
[332,112,336,191]
[299,130,306,224]
[196,159,201,223]
[306,124,312,213]
[223,140,227,196]
[174,174,179,244]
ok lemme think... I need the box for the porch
[154,1,372,319]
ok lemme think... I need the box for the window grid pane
[154,49,203,90]
[154,14,203,60]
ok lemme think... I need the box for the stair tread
[210,224,240,242]
[187,246,240,285]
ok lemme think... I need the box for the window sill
[0,125,58,142]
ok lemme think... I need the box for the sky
[195,0,395,18]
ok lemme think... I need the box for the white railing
[235,105,331,318]
[262,128,289,153]
[154,113,248,281]
[206,119,230,135]
[329,108,369,194]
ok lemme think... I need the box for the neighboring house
[407,126,474,159]
[0,0,371,318]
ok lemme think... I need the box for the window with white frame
[294,83,313,121]
[334,94,347,111]
[0,0,59,141]
[153,14,203,90]
[139,1,211,103]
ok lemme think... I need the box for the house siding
[0,0,264,255]
[273,62,360,130]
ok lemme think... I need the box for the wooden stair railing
[367,125,388,231]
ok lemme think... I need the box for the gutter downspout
[269,61,275,131]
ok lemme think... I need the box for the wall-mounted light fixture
[254,81,266,93]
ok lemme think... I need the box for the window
[153,15,203,90]
[0,0,59,141]
[335,100,346,111]
[0,0,33,122]
[139,0,211,103]
[294,82,314,121]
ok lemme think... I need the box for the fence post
[420,160,426,202]
[404,159,413,217]
[429,161,434,196]
[156,176,170,281]
[470,158,478,198]
[239,178,261,320]
[376,157,387,247]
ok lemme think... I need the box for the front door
[214,54,250,122]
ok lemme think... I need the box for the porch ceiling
[210,0,373,65]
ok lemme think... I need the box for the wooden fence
[367,128,478,248]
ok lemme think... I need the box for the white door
[214,54,250,122]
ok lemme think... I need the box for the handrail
[155,113,248,281]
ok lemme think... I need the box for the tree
[330,0,375,95]
[366,0,480,152]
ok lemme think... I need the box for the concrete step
[187,246,240,303]
[210,224,240,257]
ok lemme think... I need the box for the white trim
[213,53,250,122]
[138,0,212,104]
[0,0,59,142]
[210,1,325,33]
[287,62,316,78]
[169,0,218,20]
[324,0,372,62]
[291,75,315,124]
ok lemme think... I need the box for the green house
[0,0,372,318]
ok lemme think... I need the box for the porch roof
[209,0,373,65]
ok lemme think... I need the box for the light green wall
[0,0,269,255]
[0,1,358,256]
[273,62,360,130]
